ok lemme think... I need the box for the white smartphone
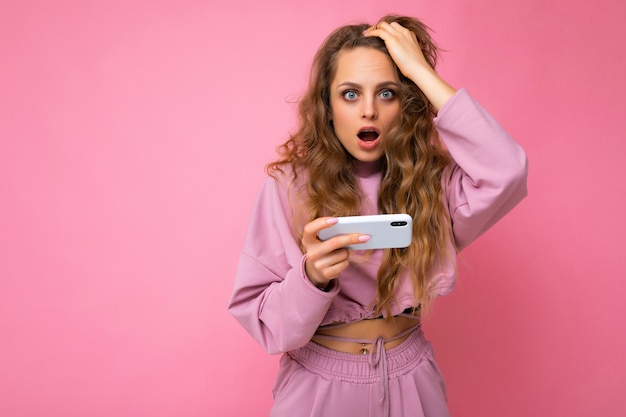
[318,214,413,250]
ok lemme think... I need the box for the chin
[354,153,383,163]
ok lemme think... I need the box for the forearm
[229,253,338,354]
[406,64,457,112]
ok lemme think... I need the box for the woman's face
[329,47,401,163]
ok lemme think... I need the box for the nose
[361,96,377,120]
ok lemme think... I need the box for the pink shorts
[270,327,450,417]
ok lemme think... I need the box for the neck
[354,158,382,178]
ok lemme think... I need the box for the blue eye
[343,90,358,100]
[380,89,395,99]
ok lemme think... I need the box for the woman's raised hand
[364,21,431,82]
[364,21,456,111]
[300,217,370,290]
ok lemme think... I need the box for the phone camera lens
[391,221,407,227]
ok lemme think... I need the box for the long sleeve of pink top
[228,89,528,354]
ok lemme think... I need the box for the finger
[371,21,408,33]
[363,21,389,36]
[318,257,351,280]
[389,21,418,42]
[363,24,406,47]
[364,21,390,35]
[389,21,408,33]
[301,217,338,246]
[307,248,351,280]
[309,247,350,270]
[366,21,414,43]
[317,232,371,253]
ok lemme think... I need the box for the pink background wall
[1,0,625,416]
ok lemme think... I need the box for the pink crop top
[228,88,528,355]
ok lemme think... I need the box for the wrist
[406,66,456,112]
[309,276,332,292]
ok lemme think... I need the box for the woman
[228,14,528,417]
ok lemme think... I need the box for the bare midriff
[312,315,420,354]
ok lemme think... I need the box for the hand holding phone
[318,214,412,250]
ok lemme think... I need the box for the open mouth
[357,128,380,142]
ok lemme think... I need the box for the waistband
[290,323,426,383]
[289,324,428,417]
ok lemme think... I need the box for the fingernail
[326,217,338,224]
[358,235,371,242]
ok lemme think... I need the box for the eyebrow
[335,81,399,90]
